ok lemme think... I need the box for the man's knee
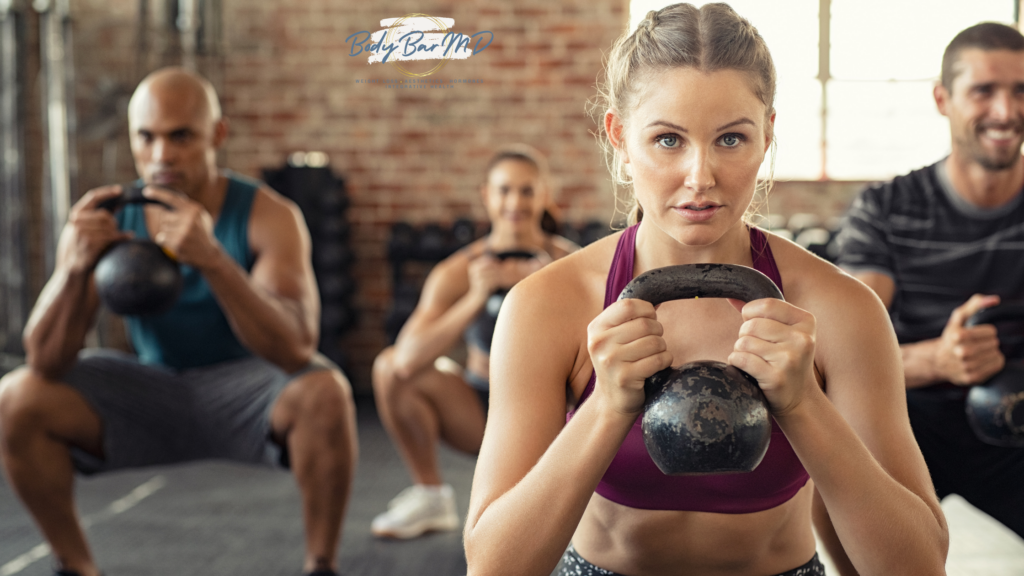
[290,369,355,429]
[0,364,99,446]
[0,368,49,435]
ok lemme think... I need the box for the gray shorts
[63,348,335,475]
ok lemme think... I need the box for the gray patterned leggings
[553,544,826,576]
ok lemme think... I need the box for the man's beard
[973,148,1022,171]
[974,150,1024,170]
[959,126,1024,171]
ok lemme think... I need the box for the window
[628,0,1017,180]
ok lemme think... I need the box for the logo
[345,14,494,78]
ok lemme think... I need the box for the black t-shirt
[835,159,1024,345]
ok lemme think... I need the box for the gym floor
[0,398,474,576]
[1,398,1022,576]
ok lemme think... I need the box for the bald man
[0,68,357,576]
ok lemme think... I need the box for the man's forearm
[23,268,98,379]
[900,339,943,389]
[201,251,316,372]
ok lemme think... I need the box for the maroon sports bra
[567,224,810,513]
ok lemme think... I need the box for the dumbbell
[318,215,351,242]
[315,244,354,269]
[964,303,1024,447]
[385,284,421,344]
[579,221,611,246]
[794,227,832,261]
[321,302,356,334]
[786,213,822,238]
[320,188,350,214]
[465,250,540,354]
[94,185,183,316]
[318,273,355,301]
[388,222,417,263]
[761,213,788,232]
[417,223,449,261]
[451,218,477,249]
[559,222,582,246]
[618,263,782,475]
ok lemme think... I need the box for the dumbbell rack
[263,161,355,372]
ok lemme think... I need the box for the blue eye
[656,135,679,148]
[719,133,743,147]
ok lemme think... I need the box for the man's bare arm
[24,186,128,378]
[852,271,1003,388]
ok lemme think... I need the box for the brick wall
[221,1,629,392]
[767,180,869,226]
[63,0,628,392]
[57,0,875,394]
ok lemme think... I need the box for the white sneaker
[371,484,459,539]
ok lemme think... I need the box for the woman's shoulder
[425,238,484,284]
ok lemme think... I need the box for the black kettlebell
[618,263,783,475]
[964,303,1024,447]
[94,185,182,316]
[465,250,540,353]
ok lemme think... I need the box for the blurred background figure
[370,145,577,539]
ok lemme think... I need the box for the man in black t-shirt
[826,22,1024,575]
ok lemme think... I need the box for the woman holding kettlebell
[463,4,947,575]
[371,145,578,539]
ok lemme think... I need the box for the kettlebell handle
[96,183,176,213]
[965,302,1024,328]
[618,263,784,306]
[490,249,538,261]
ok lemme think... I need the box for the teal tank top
[116,173,259,370]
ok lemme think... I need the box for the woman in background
[371,144,578,540]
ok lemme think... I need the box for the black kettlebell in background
[964,303,1024,447]
[618,263,784,475]
[94,184,182,316]
[465,250,540,353]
